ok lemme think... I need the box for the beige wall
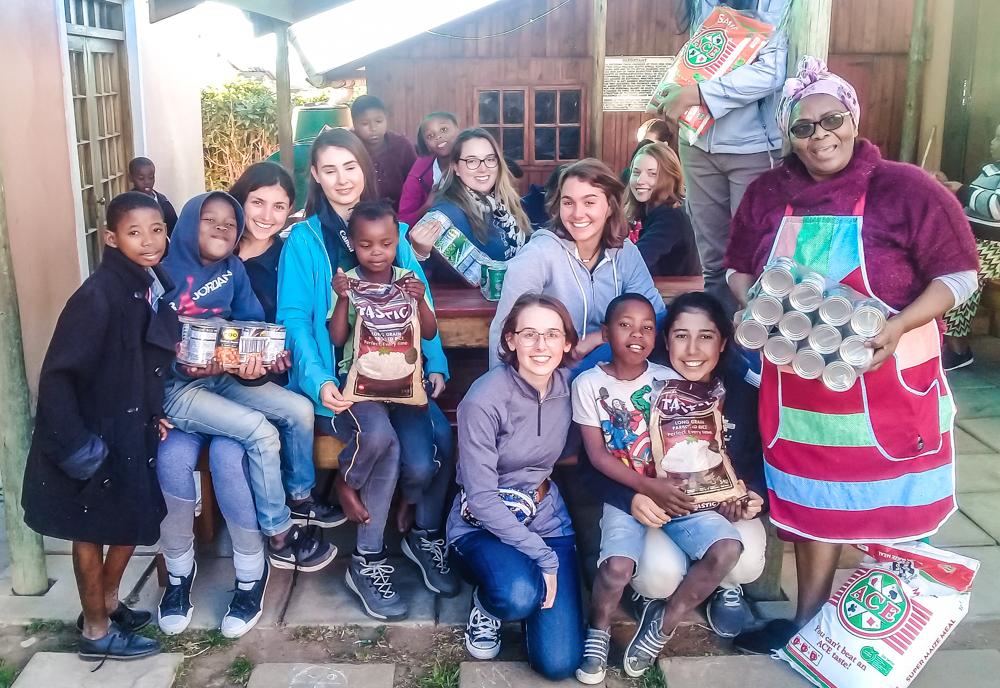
[0,0,85,399]
[133,0,206,207]
[918,0,956,173]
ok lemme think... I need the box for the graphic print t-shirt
[572,361,680,477]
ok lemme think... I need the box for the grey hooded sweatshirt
[488,229,666,368]
[446,365,575,574]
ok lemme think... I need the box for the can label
[429,210,493,287]
[778,311,812,341]
[179,321,219,365]
[215,325,242,368]
[764,336,796,365]
[479,261,506,302]
[264,325,286,364]
[735,319,769,350]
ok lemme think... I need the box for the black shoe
[76,602,151,634]
[221,561,269,639]
[943,348,974,371]
[268,524,337,572]
[289,497,348,529]
[78,622,161,661]
[157,563,197,635]
[629,589,653,621]
[733,618,800,655]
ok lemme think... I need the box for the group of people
[20,0,990,682]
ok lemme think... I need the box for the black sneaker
[76,602,151,634]
[629,589,653,621]
[79,622,160,662]
[268,524,337,572]
[733,618,800,655]
[345,550,408,621]
[623,598,672,678]
[401,528,460,597]
[289,497,348,529]
[706,586,751,638]
[220,561,269,639]
[157,562,197,635]
[943,348,975,371]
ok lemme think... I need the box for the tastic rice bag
[647,6,774,144]
[342,278,427,406]
[649,378,746,510]
[778,541,980,688]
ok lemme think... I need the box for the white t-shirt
[432,159,442,184]
[572,361,680,476]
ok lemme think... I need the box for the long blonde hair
[433,128,529,244]
[623,142,685,222]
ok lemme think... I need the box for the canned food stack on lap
[738,259,890,391]
[178,316,286,369]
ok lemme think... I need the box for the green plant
[417,660,460,688]
[640,664,667,688]
[201,79,280,190]
[24,619,68,635]
[227,655,254,686]
[0,659,17,688]
[137,626,234,656]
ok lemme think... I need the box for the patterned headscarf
[776,56,861,135]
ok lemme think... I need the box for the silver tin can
[822,360,859,392]
[818,294,854,326]
[760,260,796,298]
[839,335,873,371]
[735,319,769,350]
[851,300,888,338]
[792,348,826,380]
[748,295,784,327]
[788,280,824,312]
[778,310,812,341]
[763,336,797,366]
[808,323,843,354]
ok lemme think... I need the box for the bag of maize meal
[647,5,774,144]
[778,541,979,688]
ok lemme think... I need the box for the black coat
[634,204,702,277]
[22,247,179,545]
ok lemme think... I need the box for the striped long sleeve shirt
[958,163,1000,223]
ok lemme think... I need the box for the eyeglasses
[788,111,852,139]
[458,155,499,170]
[513,328,566,346]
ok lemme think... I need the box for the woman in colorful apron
[721,57,980,654]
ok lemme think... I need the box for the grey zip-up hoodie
[446,365,575,573]
[488,229,666,368]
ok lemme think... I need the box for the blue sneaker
[706,586,751,638]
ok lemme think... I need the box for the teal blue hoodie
[276,214,449,416]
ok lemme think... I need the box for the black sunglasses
[789,111,853,139]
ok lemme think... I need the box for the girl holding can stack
[723,57,979,654]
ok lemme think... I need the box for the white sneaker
[465,589,502,660]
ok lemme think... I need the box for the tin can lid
[808,324,842,352]
[823,360,858,391]
[789,283,823,311]
[736,320,769,349]
[779,311,812,340]
[750,295,784,324]
[764,336,796,364]
[839,335,873,367]
[851,306,886,336]
[792,348,825,379]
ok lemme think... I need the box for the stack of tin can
[735,257,888,391]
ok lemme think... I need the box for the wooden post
[275,22,295,174]
[588,0,607,158]
[900,0,928,163]
[0,164,48,595]
[786,0,832,68]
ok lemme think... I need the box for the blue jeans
[163,375,316,536]
[319,400,454,552]
[452,531,584,681]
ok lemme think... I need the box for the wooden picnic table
[431,275,705,348]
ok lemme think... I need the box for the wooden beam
[900,0,928,163]
[588,0,607,158]
[0,161,48,595]
[786,0,832,68]
[276,23,295,175]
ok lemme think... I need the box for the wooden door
[65,0,132,273]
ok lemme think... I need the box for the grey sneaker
[623,598,672,678]
[401,529,460,597]
[465,589,502,660]
[576,626,611,684]
[630,589,653,621]
[345,550,408,621]
[706,585,750,638]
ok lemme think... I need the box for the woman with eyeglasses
[407,128,530,284]
[447,293,584,680]
[724,57,978,655]
[488,159,666,372]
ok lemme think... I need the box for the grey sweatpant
[680,143,777,315]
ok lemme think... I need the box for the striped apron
[760,197,957,543]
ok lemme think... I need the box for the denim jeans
[157,430,263,579]
[317,400,454,553]
[163,374,316,536]
[452,530,584,681]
